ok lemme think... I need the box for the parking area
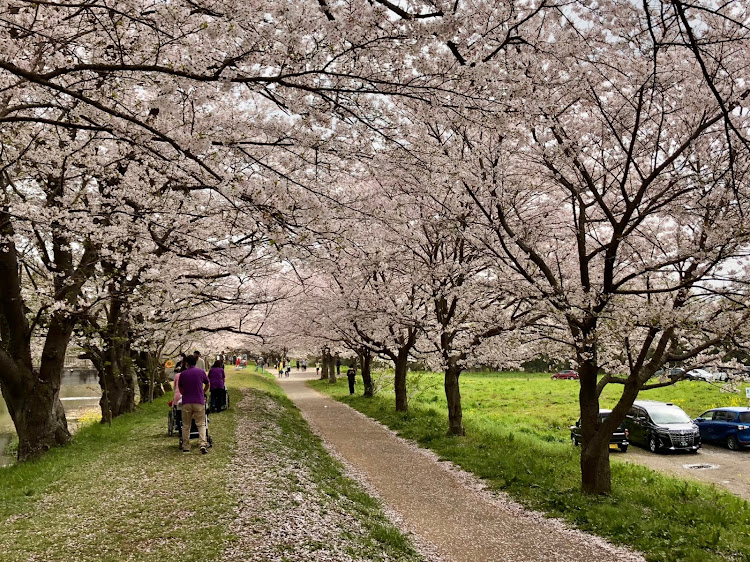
[616,444,750,501]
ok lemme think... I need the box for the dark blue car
[694,407,750,450]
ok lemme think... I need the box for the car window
[739,412,750,423]
[698,411,715,420]
[648,408,691,424]
[716,411,733,421]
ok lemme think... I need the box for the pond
[1,368,101,466]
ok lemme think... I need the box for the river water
[0,369,101,466]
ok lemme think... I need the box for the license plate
[609,444,618,449]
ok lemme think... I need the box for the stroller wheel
[208,435,213,448]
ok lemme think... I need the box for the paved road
[278,372,643,562]
[616,443,750,501]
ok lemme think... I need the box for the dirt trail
[278,372,644,562]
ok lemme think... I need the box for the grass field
[311,370,750,562]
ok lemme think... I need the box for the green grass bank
[310,371,750,562]
[0,370,426,561]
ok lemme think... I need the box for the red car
[551,369,579,380]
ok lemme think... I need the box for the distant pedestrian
[175,353,188,373]
[302,360,307,371]
[235,356,241,368]
[278,366,284,378]
[178,355,210,454]
[194,350,206,372]
[347,366,356,395]
[335,355,341,376]
[315,365,320,377]
[296,360,300,371]
[285,365,291,377]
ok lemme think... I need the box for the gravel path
[223,387,426,562]
[279,373,645,562]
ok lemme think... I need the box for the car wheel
[727,435,740,451]
[648,435,659,453]
[619,444,628,453]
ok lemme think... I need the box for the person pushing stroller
[178,355,210,454]
[208,360,227,412]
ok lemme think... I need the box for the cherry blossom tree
[426,0,750,494]
[0,131,131,459]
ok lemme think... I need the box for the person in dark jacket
[346,366,356,395]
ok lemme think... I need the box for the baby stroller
[167,402,213,449]
[209,388,230,413]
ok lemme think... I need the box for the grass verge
[0,367,425,562]
[310,372,750,562]
[0,389,239,562]
[227,369,425,561]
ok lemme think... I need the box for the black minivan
[570,409,629,452]
[624,400,701,453]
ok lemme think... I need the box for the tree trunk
[394,350,409,412]
[580,432,612,494]
[98,353,136,424]
[359,349,373,397]
[319,348,328,380]
[328,352,337,384]
[578,358,611,493]
[133,351,152,403]
[444,362,465,436]
[148,353,166,400]
[1,362,70,461]
[0,317,73,461]
[92,307,137,422]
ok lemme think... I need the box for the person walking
[335,354,341,376]
[178,355,210,454]
[194,350,206,372]
[208,360,226,412]
[347,366,356,395]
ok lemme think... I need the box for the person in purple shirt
[178,355,210,454]
[208,360,227,412]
